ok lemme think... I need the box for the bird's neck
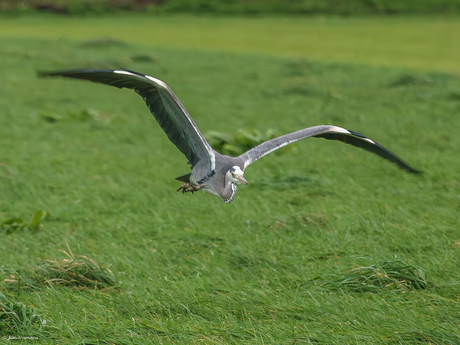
[223,182,237,204]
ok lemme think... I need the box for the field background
[1,10,460,345]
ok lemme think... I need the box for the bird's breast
[199,183,220,197]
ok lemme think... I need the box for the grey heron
[39,68,419,203]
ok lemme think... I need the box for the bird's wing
[39,68,215,171]
[240,125,419,173]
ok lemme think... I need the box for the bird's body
[39,68,419,203]
[192,153,246,203]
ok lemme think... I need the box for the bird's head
[227,166,248,185]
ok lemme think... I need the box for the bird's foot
[177,183,201,194]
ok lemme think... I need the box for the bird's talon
[177,183,200,194]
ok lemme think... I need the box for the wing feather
[38,69,215,171]
[240,125,419,173]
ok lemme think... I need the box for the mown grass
[0,14,459,344]
[1,14,460,73]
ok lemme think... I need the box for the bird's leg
[177,182,201,194]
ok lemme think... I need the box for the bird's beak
[237,175,248,185]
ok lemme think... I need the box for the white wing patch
[329,126,351,134]
[363,138,376,144]
[331,126,376,144]
[113,70,168,89]
[144,75,168,89]
[113,70,134,76]
[209,153,216,172]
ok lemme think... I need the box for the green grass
[1,14,459,344]
[1,14,460,73]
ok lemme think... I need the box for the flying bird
[39,68,419,203]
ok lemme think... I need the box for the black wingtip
[347,130,422,174]
[37,68,116,78]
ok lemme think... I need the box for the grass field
[1,14,460,73]
[1,14,459,344]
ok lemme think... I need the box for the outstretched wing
[240,125,419,173]
[38,68,215,170]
